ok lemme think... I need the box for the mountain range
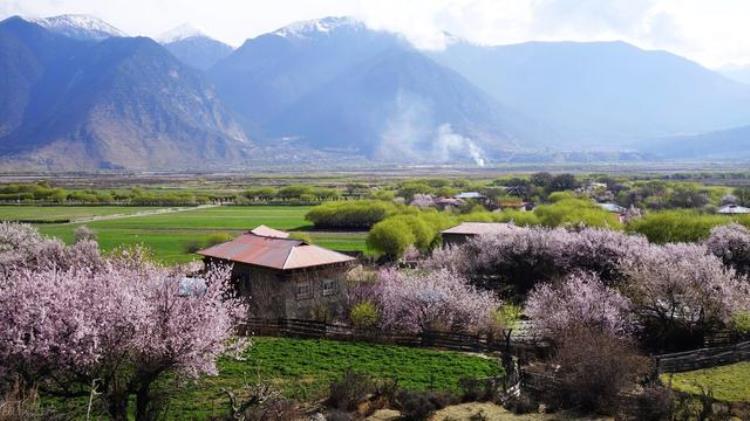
[0,16,249,171]
[1,13,750,170]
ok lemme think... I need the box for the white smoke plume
[433,124,486,166]
[377,91,488,166]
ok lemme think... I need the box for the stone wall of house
[441,233,474,248]
[229,262,349,320]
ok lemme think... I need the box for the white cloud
[2,0,750,67]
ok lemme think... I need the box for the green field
[46,337,502,418]
[0,205,164,222]
[662,362,750,402]
[168,337,501,418]
[18,206,368,263]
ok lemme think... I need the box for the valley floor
[0,205,369,263]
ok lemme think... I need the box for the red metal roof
[441,222,519,236]
[250,225,290,238]
[196,231,355,270]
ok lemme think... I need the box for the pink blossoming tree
[0,223,246,420]
[525,272,634,338]
[621,243,750,349]
[706,223,750,277]
[425,227,648,295]
[368,268,501,334]
[0,222,102,275]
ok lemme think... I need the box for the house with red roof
[197,225,356,319]
[440,222,520,247]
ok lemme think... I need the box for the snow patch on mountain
[274,16,364,39]
[159,24,204,43]
[31,14,126,41]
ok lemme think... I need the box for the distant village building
[434,197,465,210]
[598,202,627,214]
[455,192,486,200]
[718,204,750,215]
[197,225,356,319]
[440,222,519,247]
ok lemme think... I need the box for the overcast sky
[2,0,749,68]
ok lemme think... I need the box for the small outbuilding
[718,204,750,215]
[455,191,486,200]
[598,202,627,214]
[440,222,519,247]
[197,225,356,319]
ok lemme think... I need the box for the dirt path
[66,204,220,224]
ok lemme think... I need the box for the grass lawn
[661,362,750,402]
[28,206,368,264]
[0,205,163,222]
[165,337,503,419]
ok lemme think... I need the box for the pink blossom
[526,272,634,338]
[706,223,750,276]
[0,223,246,419]
[370,268,501,334]
[621,243,750,330]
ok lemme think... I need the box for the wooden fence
[239,318,548,359]
[655,340,750,373]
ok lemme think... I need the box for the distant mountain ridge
[31,14,126,41]
[160,24,233,70]
[2,13,750,170]
[431,40,750,147]
[719,65,750,85]
[639,125,750,161]
[209,17,553,164]
[0,16,252,171]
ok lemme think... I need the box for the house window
[296,281,312,300]
[322,279,337,296]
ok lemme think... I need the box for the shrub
[183,239,203,254]
[397,182,435,201]
[390,215,435,251]
[533,198,622,229]
[633,385,674,421]
[205,232,234,247]
[224,382,300,421]
[328,370,375,411]
[626,210,730,243]
[458,377,495,402]
[394,390,457,421]
[547,191,576,202]
[549,328,650,414]
[288,232,313,243]
[277,184,315,200]
[73,225,97,243]
[490,210,541,226]
[732,311,750,335]
[366,218,416,259]
[350,301,379,329]
[546,174,579,193]
[306,200,400,229]
[238,397,300,421]
[504,394,537,414]
[243,187,277,201]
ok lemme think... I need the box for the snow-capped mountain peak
[273,16,364,39]
[31,14,126,41]
[158,23,204,43]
